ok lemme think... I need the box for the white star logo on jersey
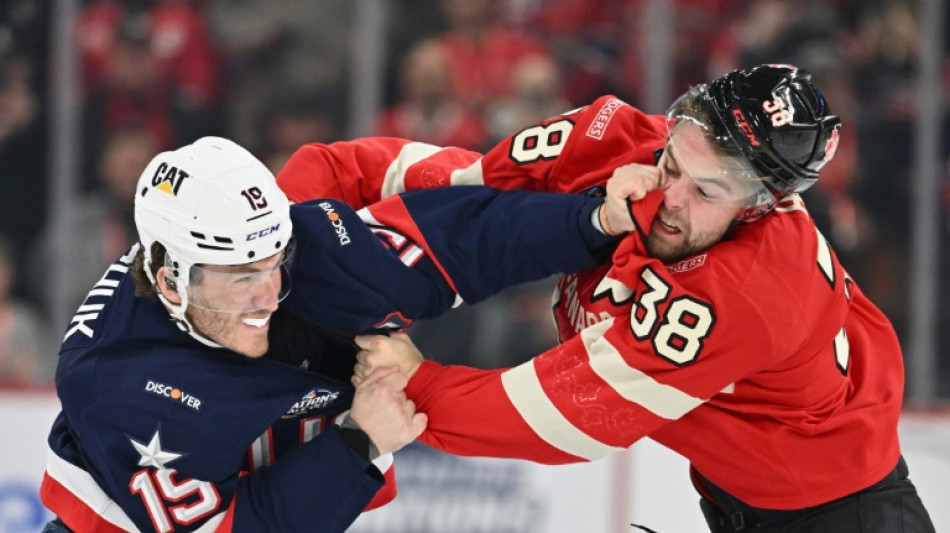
[130,430,182,470]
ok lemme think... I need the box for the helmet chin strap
[143,245,223,349]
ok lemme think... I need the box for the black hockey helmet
[706,64,841,195]
[666,65,841,220]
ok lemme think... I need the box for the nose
[251,270,281,311]
[661,173,688,210]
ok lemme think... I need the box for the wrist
[339,415,381,461]
[597,203,620,236]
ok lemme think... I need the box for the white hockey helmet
[134,137,293,341]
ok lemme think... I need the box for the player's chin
[230,333,269,358]
[646,235,683,264]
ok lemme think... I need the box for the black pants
[696,456,936,532]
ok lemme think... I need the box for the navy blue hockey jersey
[41,186,613,533]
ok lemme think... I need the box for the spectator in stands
[207,0,351,146]
[509,0,623,107]
[256,88,344,174]
[376,38,488,151]
[0,237,51,385]
[435,0,552,112]
[617,0,738,105]
[29,127,157,317]
[0,52,46,302]
[79,0,223,192]
[485,54,570,144]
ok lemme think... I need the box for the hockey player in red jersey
[351,65,937,531]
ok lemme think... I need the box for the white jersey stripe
[583,319,703,420]
[46,446,227,533]
[449,159,486,186]
[356,207,380,225]
[501,360,623,461]
[46,447,140,531]
[381,142,445,199]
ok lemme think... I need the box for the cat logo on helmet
[151,162,193,196]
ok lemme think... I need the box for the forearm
[231,426,384,532]
[407,361,598,464]
[277,138,483,207]
[396,187,619,306]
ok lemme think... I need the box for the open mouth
[657,216,682,234]
[242,315,271,329]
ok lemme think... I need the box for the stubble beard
[646,233,693,264]
[645,221,739,264]
[186,307,269,358]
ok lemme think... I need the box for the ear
[156,266,182,305]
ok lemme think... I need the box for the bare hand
[599,163,662,235]
[348,367,427,455]
[353,332,424,386]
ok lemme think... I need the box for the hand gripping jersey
[42,183,615,532]
[295,96,906,511]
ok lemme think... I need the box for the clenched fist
[598,163,662,235]
[353,332,424,386]
[348,366,427,455]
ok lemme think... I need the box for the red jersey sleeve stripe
[448,159,485,186]
[586,320,704,419]
[501,358,624,461]
[381,142,445,198]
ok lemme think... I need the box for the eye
[234,275,254,284]
[664,164,680,177]
[695,184,712,200]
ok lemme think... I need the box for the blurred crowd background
[0,0,947,400]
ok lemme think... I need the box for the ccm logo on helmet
[151,162,192,196]
[319,201,351,246]
[246,224,281,241]
[731,109,760,146]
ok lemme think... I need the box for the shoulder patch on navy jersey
[317,201,352,246]
[284,388,340,417]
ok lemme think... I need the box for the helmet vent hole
[248,251,256,259]
[191,232,235,251]
[140,188,148,197]
[275,241,282,249]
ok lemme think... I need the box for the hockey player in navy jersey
[40,136,631,533]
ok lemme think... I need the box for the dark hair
[131,242,165,298]
[131,242,205,297]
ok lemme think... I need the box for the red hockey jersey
[278,96,905,510]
